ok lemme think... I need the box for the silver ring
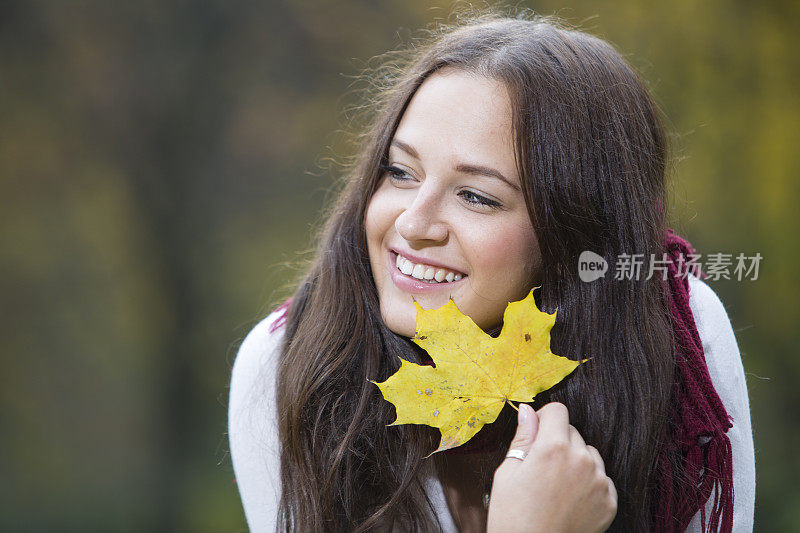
[505,449,526,461]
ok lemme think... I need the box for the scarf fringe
[655,429,734,532]
[702,431,734,532]
[656,229,735,532]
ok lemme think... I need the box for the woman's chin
[380,312,416,339]
[390,322,416,339]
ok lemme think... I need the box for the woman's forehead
[390,70,518,182]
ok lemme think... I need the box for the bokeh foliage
[1,1,797,531]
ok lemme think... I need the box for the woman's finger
[586,444,605,472]
[607,476,618,506]
[567,424,585,447]
[535,402,570,444]
[503,403,539,463]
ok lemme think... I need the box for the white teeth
[394,252,465,283]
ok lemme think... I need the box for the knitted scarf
[268,229,735,531]
[656,229,734,532]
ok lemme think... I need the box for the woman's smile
[387,249,469,294]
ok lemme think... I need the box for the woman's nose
[395,186,449,243]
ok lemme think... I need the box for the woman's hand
[487,402,617,533]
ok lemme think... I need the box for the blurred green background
[1,1,797,531]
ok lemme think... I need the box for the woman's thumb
[507,403,539,456]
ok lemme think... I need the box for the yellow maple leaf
[371,290,585,454]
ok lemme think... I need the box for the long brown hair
[276,9,678,531]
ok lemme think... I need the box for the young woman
[228,12,755,532]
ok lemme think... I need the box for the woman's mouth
[392,251,467,284]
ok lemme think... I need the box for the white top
[228,275,755,532]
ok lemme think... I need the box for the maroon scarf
[268,229,735,531]
[656,229,734,532]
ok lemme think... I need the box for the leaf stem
[506,400,519,412]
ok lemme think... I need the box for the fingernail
[518,403,529,424]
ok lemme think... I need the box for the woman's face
[365,68,541,337]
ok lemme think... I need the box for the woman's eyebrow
[454,162,521,192]
[390,139,421,160]
[390,138,521,192]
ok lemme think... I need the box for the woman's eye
[459,189,502,210]
[379,164,413,181]
[380,163,502,210]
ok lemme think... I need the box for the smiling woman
[228,9,754,533]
